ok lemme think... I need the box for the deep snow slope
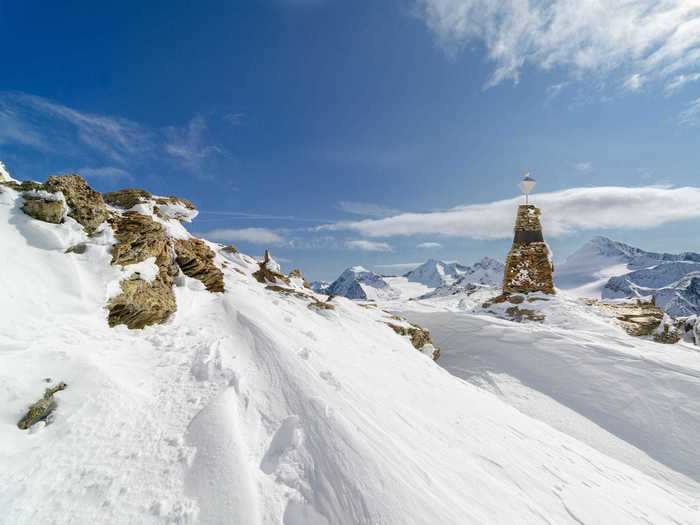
[2,187,700,524]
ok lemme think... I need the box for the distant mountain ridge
[403,259,470,288]
[558,236,700,316]
[325,266,399,300]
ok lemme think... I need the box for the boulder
[44,175,109,233]
[174,238,225,293]
[386,321,440,360]
[103,188,152,209]
[17,382,67,430]
[253,250,290,285]
[21,193,65,224]
[108,277,177,329]
[222,244,238,254]
[108,212,178,329]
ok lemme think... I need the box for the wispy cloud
[414,0,700,90]
[665,72,700,94]
[623,74,646,92]
[345,239,393,252]
[417,241,442,249]
[0,92,227,178]
[164,115,223,173]
[573,162,592,172]
[338,201,401,218]
[203,227,285,245]
[679,97,700,126]
[324,186,700,239]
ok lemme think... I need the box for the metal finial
[518,172,536,205]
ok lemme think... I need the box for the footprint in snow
[298,348,311,360]
[319,371,341,391]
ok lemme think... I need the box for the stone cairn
[502,204,555,295]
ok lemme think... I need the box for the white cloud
[204,227,285,245]
[623,73,646,91]
[345,239,394,252]
[573,162,592,172]
[679,97,700,126]
[665,72,700,94]
[164,115,223,173]
[414,0,700,89]
[2,92,152,162]
[324,185,700,239]
[417,241,442,248]
[338,201,401,218]
[374,262,423,271]
[78,166,132,179]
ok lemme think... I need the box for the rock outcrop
[586,299,679,343]
[103,188,152,209]
[107,212,178,329]
[253,250,290,285]
[174,238,225,293]
[17,382,67,430]
[21,192,66,224]
[386,321,440,360]
[502,205,555,295]
[44,175,109,233]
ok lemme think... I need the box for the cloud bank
[345,240,394,252]
[323,186,700,239]
[204,227,285,245]
[414,0,700,90]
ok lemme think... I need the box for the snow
[403,259,469,288]
[2,187,700,524]
[0,161,17,182]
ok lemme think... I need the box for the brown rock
[21,194,65,224]
[386,321,440,360]
[174,238,225,293]
[253,250,290,285]
[103,188,152,209]
[44,175,109,233]
[17,382,67,430]
[222,244,238,254]
[107,212,178,329]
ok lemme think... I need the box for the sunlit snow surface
[1,186,699,524]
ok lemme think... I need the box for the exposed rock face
[586,299,679,343]
[1,179,44,192]
[222,244,238,254]
[103,188,152,209]
[253,250,290,285]
[21,193,65,224]
[44,175,109,233]
[502,205,555,295]
[289,268,310,288]
[174,238,224,293]
[108,212,178,329]
[17,382,67,430]
[386,321,440,360]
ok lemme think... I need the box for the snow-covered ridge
[403,258,469,288]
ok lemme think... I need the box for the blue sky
[1,0,700,281]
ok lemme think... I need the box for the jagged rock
[586,299,667,338]
[174,238,224,293]
[108,212,178,329]
[253,250,290,285]
[386,321,440,360]
[505,306,545,322]
[502,205,555,295]
[65,243,88,254]
[1,179,44,192]
[154,195,196,210]
[44,175,109,233]
[154,195,197,222]
[265,284,335,310]
[222,244,238,254]
[103,188,152,209]
[654,322,682,344]
[17,382,67,430]
[289,268,311,288]
[21,193,65,224]
[108,278,177,329]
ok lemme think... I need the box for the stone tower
[502,204,555,294]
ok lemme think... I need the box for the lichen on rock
[21,192,66,224]
[44,175,109,233]
[107,212,178,329]
[103,188,152,209]
[386,321,440,360]
[17,382,67,430]
[174,238,225,293]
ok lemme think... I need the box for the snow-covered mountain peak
[403,259,468,288]
[326,266,398,300]
[0,160,17,183]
